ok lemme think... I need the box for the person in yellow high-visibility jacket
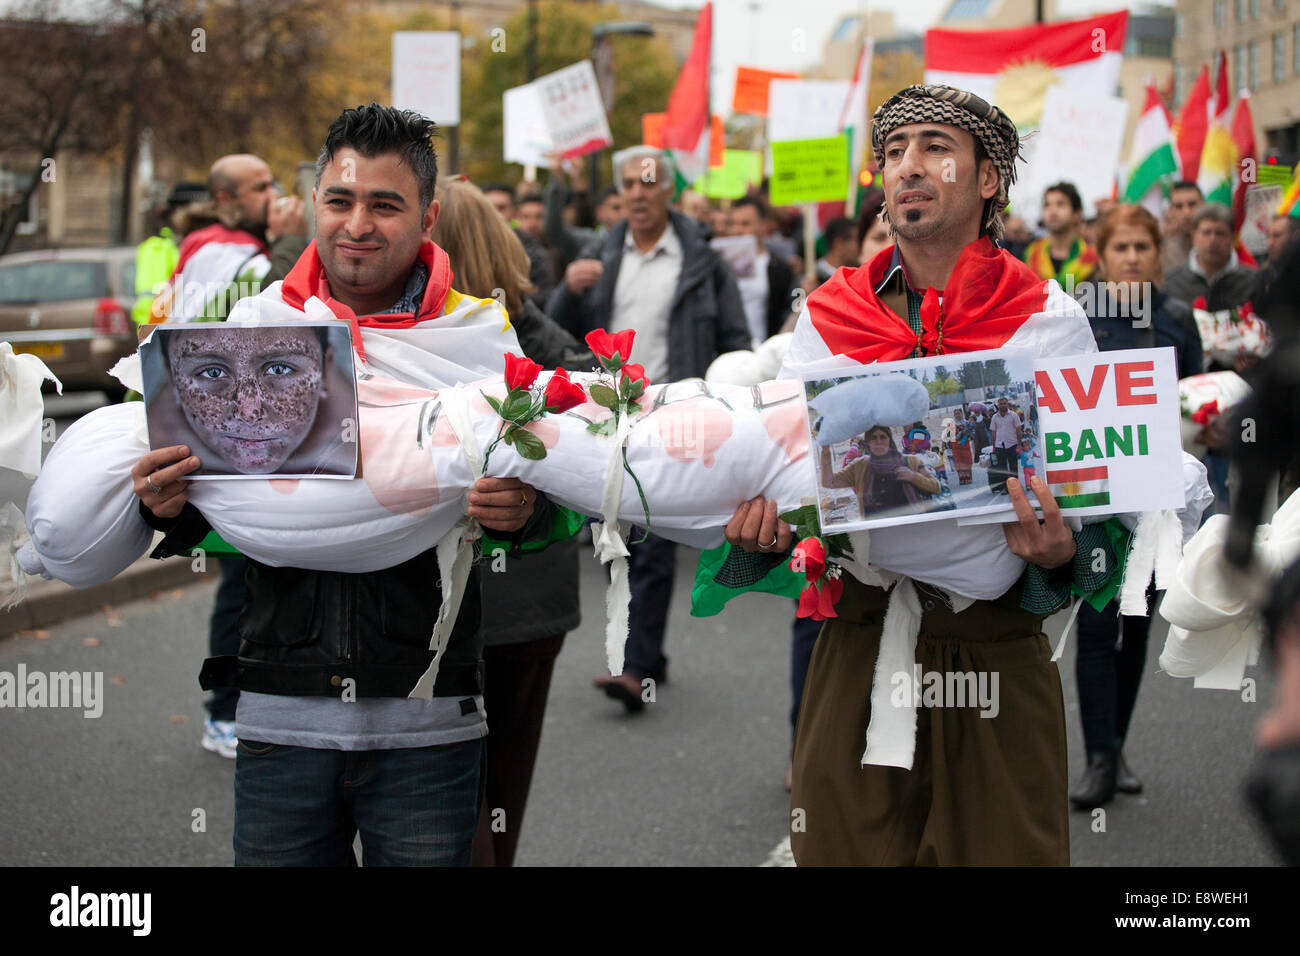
[132,182,207,325]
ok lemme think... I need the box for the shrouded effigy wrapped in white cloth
[1158,488,1300,689]
[14,289,813,584]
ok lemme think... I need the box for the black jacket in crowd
[545,209,751,382]
[1074,281,1204,378]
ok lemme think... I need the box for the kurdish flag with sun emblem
[924,11,1129,130]
[1045,465,1111,509]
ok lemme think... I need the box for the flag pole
[803,203,817,285]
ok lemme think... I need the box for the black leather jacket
[144,495,554,699]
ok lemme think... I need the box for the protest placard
[392,32,460,126]
[769,136,849,206]
[766,79,851,142]
[140,323,359,480]
[961,347,1183,525]
[700,149,762,199]
[1010,85,1128,218]
[535,60,614,160]
[803,350,1032,533]
[503,82,552,168]
[732,66,800,115]
[642,112,665,148]
[1240,184,1283,256]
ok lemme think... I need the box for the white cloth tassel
[407,522,474,699]
[408,387,484,700]
[862,579,922,770]
[592,403,637,675]
[604,546,631,676]
[1051,596,1085,662]
[1119,511,1160,616]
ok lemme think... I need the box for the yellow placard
[769,135,849,207]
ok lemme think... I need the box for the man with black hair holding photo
[127,105,552,866]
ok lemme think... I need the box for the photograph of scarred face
[141,322,358,478]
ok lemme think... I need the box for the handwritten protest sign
[392,32,460,126]
[769,136,849,206]
[1240,184,1283,256]
[732,66,800,115]
[700,150,762,199]
[1010,86,1128,218]
[535,60,614,160]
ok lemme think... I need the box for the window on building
[1250,41,1259,88]
[1236,45,1247,90]
[1250,0,1258,19]
[1235,0,1245,22]
[1174,64,1184,105]
[1216,1,1225,27]
[1276,33,1286,83]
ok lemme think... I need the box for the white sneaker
[202,718,238,759]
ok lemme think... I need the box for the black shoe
[1116,752,1142,794]
[1070,751,1117,809]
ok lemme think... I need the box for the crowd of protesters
[135,101,1299,866]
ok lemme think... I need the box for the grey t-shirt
[235,691,487,751]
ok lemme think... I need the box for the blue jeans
[234,737,485,866]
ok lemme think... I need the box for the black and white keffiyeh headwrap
[871,84,1022,242]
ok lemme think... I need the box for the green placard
[700,149,763,199]
[1258,163,1293,187]
[769,135,849,206]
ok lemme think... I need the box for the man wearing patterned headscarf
[718,85,1116,865]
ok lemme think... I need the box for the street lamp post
[588,21,655,197]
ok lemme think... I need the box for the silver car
[0,246,139,398]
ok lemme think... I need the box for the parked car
[0,246,138,398]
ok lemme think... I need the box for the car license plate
[12,343,64,359]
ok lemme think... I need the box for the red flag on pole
[1231,90,1256,231]
[1175,64,1210,182]
[662,3,711,152]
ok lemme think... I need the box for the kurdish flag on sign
[1046,465,1111,509]
[924,11,1129,129]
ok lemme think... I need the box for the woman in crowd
[1065,203,1203,809]
[431,178,591,866]
[819,424,941,517]
[856,189,890,265]
[949,407,974,485]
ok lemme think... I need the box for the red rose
[543,368,586,413]
[789,536,826,581]
[504,353,542,391]
[1192,296,1207,311]
[796,582,821,619]
[816,574,844,619]
[585,328,636,371]
[620,362,649,398]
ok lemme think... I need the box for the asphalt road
[0,544,1281,867]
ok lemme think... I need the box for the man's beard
[891,209,943,241]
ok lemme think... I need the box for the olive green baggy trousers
[790,575,1070,866]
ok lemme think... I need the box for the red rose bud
[789,536,826,581]
[585,328,635,371]
[543,368,586,413]
[796,582,821,619]
[817,574,844,619]
[620,362,648,398]
[504,353,542,391]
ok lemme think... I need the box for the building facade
[1175,0,1300,161]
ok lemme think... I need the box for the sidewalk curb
[1,556,215,638]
